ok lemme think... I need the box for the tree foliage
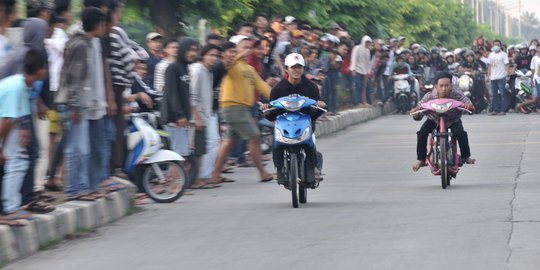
[123,0,511,48]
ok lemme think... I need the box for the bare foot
[412,160,426,172]
[465,157,476,164]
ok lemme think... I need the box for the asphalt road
[7,114,540,270]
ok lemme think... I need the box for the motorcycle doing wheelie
[410,99,472,189]
[514,69,535,113]
[125,113,188,203]
[264,95,326,208]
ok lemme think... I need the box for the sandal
[3,209,34,220]
[44,182,63,192]
[0,219,26,226]
[26,200,55,214]
[221,167,234,174]
[220,177,235,183]
[38,194,56,203]
[260,174,274,182]
[191,184,216,189]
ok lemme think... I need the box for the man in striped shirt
[107,1,141,177]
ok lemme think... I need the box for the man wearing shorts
[209,38,273,183]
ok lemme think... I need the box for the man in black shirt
[515,43,533,71]
[264,53,326,186]
[460,50,487,112]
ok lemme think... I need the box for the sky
[499,0,540,22]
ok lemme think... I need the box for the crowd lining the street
[1,0,540,226]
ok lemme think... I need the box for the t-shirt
[0,74,31,118]
[488,52,509,80]
[531,55,540,85]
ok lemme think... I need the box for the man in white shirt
[530,46,540,113]
[350,35,372,106]
[487,40,509,115]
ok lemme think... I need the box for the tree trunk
[146,0,184,38]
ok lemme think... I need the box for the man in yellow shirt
[209,37,273,183]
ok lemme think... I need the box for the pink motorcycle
[411,99,472,189]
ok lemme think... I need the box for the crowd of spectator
[1,0,540,225]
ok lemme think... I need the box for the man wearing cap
[265,53,326,186]
[208,38,273,183]
[145,32,163,86]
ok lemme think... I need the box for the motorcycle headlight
[279,99,305,112]
[275,127,311,144]
[431,101,453,113]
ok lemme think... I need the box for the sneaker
[497,112,506,115]
[488,112,498,116]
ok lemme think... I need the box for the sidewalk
[0,103,395,267]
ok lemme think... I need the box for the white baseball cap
[284,16,297,24]
[229,35,250,44]
[146,32,162,41]
[284,53,305,67]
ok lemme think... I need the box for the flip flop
[0,219,26,226]
[260,174,274,182]
[220,177,235,183]
[221,167,234,174]
[3,210,35,221]
[190,184,216,190]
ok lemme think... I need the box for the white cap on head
[229,35,250,44]
[146,32,162,41]
[284,16,297,24]
[284,53,305,67]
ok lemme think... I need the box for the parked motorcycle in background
[392,73,418,114]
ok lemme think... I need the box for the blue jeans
[325,71,339,112]
[102,116,116,180]
[537,84,540,109]
[490,78,507,113]
[165,125,190,157]
[199,115,219,179]
[1,126,29,213]
[59,105,90,197]
[89,117,105,192]
[340,73,354,104]
[354,73,365,105]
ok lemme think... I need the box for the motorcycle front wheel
[440,138,448,189]
[289,153,299,208]
[142,161,187,203]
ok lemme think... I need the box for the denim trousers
[59,105,90,197]
[1,126,29,213]
[165,125,190,157]
[325,71,339,112]
[490,78,507,113]
[102,116,116,180]
[199,115,220,179]
[89,117,105,192]
[354,73,365,105]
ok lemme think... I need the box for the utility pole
[476,0,480,23]
[495,0,500,34]
[518,0,522,38]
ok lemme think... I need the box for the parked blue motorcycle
[264,95,326,208]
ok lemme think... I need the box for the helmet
[464,50,475,57]
[444,52,454,59]
[530,45,537,51]
[453,48,462,55]
[441,47,448,53]
[417,47,428,55]
[431,47,439,54]
[517,43,528,50]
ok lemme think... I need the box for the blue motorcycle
[265,95,326,208]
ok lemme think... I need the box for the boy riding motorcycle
[410,72,476,172]
[261,53,326,185]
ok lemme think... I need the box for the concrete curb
[0,181,136,266]
[315,103,395,138]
